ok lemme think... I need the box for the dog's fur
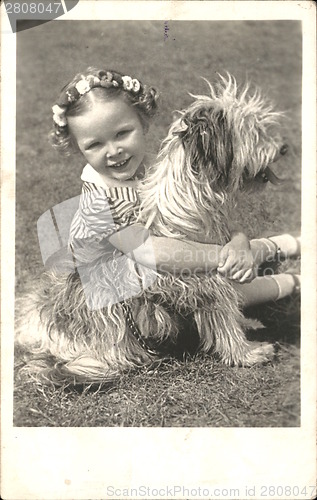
[16,74,284,385]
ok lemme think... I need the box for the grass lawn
[14,20,301,427]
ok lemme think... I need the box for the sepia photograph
[1,1,316,499]
[14,16,302,429]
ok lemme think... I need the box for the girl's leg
[250,234,301,266]
[232,274,300,307]
[269,234,301,258]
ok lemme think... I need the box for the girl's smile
[68,96,146,186]
[107,157,133,172]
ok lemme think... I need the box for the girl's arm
[109,224,263,281]
[108,224,222,273]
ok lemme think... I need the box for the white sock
[270,274,300,300]
[251,238,278,264]
[269,234,301,258]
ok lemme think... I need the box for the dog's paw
[241,341,276,366]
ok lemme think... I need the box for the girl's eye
[116,129,131,138]
[86,142,100,150]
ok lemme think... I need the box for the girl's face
[68,97,146,185]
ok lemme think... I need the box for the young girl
[50,67,300,307]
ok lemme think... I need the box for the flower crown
[52,70,142,129]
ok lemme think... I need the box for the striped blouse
[69,168,140,264]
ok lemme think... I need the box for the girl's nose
[106,143,122,158]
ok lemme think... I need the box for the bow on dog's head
[173,106,236,190]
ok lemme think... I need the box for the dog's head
[169,74,286,194]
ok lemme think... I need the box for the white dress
[69,164,140,265]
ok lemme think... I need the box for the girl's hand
[217,233,256,283]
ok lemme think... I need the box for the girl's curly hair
[49,67,159,156]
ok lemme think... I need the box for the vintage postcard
[1,1,316,499]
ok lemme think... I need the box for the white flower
[132,78,141,92]
[75,79,91,95]
[52,104,66,116]
[86,75,100,86]
[52,104,67,126]
[122,76,133,91]
[53,114,67,127]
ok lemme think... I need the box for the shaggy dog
[16,74,286,385]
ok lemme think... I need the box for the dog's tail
[15,269,159,387]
